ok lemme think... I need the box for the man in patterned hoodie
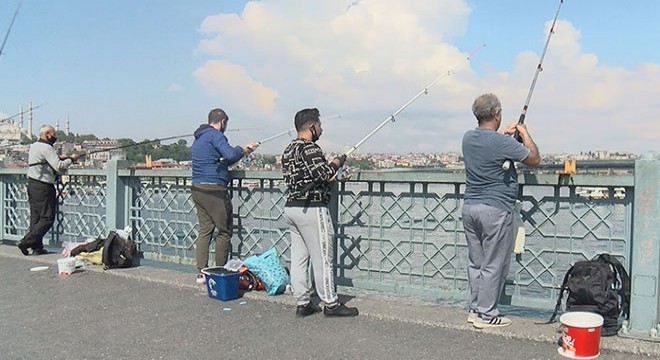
[281,108,358,318]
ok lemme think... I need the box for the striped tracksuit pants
[284,206,338,306]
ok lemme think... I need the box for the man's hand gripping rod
[502,0,564,171]
[336,44,486,180]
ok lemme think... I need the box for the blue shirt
[191,125,244,185]
[462,127,530,211]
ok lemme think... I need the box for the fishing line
[217,128,295,163]
[77,133,193,158]
[78,127,256,158]
[502,0,564,171]
[25,128,255,166]
[337,43,486,179]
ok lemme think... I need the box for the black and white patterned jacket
[281,139,339,207]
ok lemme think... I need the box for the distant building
[79,139,123,167]
[151,158,180,170]
[0,122,23,142]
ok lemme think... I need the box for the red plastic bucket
[557,312,604,359]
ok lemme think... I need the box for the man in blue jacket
[191,108,258,284]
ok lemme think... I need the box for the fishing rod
[26,128,258,166]
[0,3,20,59]
[0,103,45,123]
[502,0,564,171]
[78,127,256,159]
[217,128,295,163]
[76,133,193,158]
[26,133,195,167]
[254,128,295,145]
[336,44,486,179]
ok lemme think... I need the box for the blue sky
[0,0,658,154]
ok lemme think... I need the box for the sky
[0,0,658,155]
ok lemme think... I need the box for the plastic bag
[243,247,290,295]
[62,238,96,257]
[114,226,132,241]
[223,258,244,272]
[75,247,104,265]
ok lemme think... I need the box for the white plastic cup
[57,257,77,276]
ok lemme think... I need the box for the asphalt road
[0,256,653,360]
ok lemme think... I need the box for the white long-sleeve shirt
[27,140,73,184]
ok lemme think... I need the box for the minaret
[55,120,59,132]
[27,101,33,138]
[65,116,70,135]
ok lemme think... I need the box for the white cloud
[478,20,660,154]
[194,0,659,155]
[193,60,278,116]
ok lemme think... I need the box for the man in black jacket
[282,108,358,318]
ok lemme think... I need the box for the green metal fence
[2,155,659,340]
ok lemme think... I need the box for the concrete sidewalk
[1,244,658,359]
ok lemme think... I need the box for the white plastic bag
[114,226,132,240]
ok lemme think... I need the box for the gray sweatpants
[284,206,339,306]
[462,203,514,320]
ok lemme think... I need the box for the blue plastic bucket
[201,267,240,301]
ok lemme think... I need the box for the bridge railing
[1,155,658,339]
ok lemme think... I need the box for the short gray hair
[38,124,54,136]
[472,93,501,123]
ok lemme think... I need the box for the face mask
[310,125,320,142]
[47,136,57,144]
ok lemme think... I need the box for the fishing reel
[502,160,512,171]
[336,166,351,181]
[215,153,253,165]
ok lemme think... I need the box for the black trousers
[19,178,56,250]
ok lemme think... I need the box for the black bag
[548,253,631,337]
[101,231,138,270]
[69,237,104,256]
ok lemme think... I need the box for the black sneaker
[296,302,321,318]
[323,303,359,317]
[32,248,49,256]
[17,242,29,256]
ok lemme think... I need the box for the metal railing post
[105,158,128,232]
[0,174,6,241]
[623,152,660,340]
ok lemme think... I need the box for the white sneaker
[473,316,512,329]
[467,310,478,324]
[196,273,206,284]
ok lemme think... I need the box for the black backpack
[548,253,631,337]
[102,231,138,270]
